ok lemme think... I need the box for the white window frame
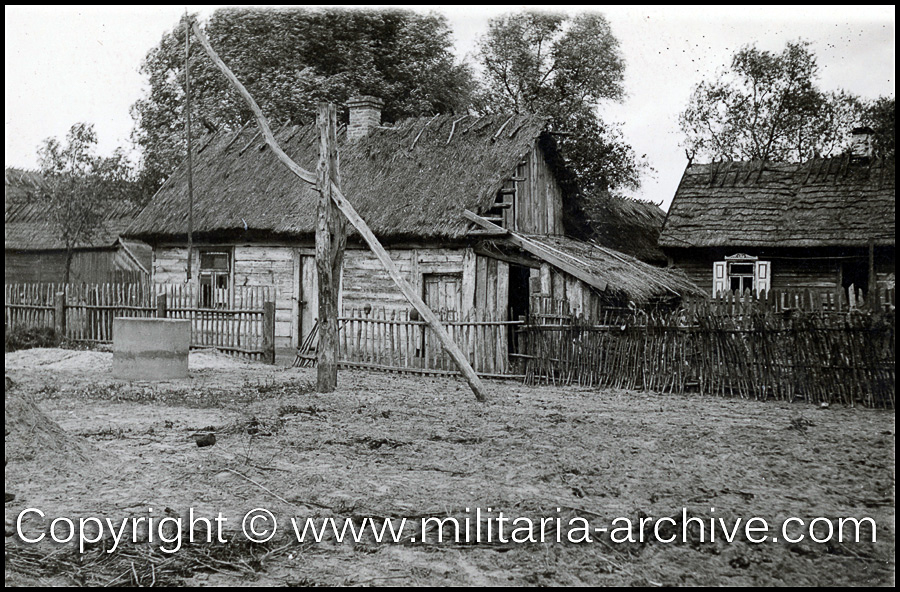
[713,254,771,297]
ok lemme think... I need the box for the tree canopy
[680,40,894,163]
[37,123,136,283]
[131,7,475,197]
[476,11,646,200]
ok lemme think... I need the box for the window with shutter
[713,261,727,297]
[713,255,771,297]
[755,261,771,295]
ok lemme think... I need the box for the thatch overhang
[582,193,666,264]
[127,114,563,244]
[659,156,895,249]
[4,167,140,251]
[498,233,704,304]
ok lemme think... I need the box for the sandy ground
[4,348,895,586]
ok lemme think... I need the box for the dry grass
[4,349,895,586]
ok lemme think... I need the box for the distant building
[5,167,151,284]
[582,193,668,266]
[659,143,894,297]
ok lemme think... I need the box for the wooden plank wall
[233,246,292,351]
[514,143,564,235]
[152,247,199,284]
[153,245,514,355]
[529,263,602,321]
[5,249,148,284]
[473,255,509,319]
[669,250,895,296]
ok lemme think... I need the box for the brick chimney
[849,126,875,159]
[347,95,383,142]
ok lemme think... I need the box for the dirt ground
[4,348,895,586]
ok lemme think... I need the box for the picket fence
[295,307,522,377]
[5,283,275,362]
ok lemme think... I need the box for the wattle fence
[5,283,275,362]
[521,288,896,408]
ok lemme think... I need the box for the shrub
[4,326,61,352]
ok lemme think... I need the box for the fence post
[54,292,66,338]
[156,293,168,319]
[263,300,276,364]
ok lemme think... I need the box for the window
[713,255,770,297]
[199,249,231,308]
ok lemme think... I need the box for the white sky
[4,5,895,210]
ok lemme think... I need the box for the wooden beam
[464,210,608,292]
[869,238,878,309]
[316,103,344,392]
[473,245,540,270]
[192,24,486,401]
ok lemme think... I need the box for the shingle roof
[127,114,557,242]
[659,156,895,249]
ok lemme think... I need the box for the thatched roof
[522,234,704,303]
[128,114,560,243]
[659,156,895,249]
[582,193,666,264]
[4,168,141,251]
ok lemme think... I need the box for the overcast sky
[4,5,895,210]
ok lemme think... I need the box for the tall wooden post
[263,301,276,365]
[868,238,879,310]
[156,293,168,318]
[316,103,346,391]
[54,292,66,339]
[184,14,194,283]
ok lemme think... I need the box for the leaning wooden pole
[315,103,345,391]
[190,23,486,401]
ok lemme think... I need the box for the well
[112,318,190,380]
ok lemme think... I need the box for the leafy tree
[476,10,646,199]
[131,8,475,197]
[680,40,891,163]
[862,96,895,158]
[37,123,136,283]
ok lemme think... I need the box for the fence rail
[5,283,275,362]
[522,287,895,408]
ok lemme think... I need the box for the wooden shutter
[755,261,771,296]
[713,261,727,297]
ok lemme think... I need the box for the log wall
[152,244,511,354]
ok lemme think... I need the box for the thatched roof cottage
[582,193,668,265]
[5,168,151,284]
[127,97,701,363]
[659,139,895,297]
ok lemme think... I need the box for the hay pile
[4,376,93,464]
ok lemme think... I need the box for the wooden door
[422,273,462,368]
[299,256,318,349]
[423,273,462,320]
[298,255,343,352]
